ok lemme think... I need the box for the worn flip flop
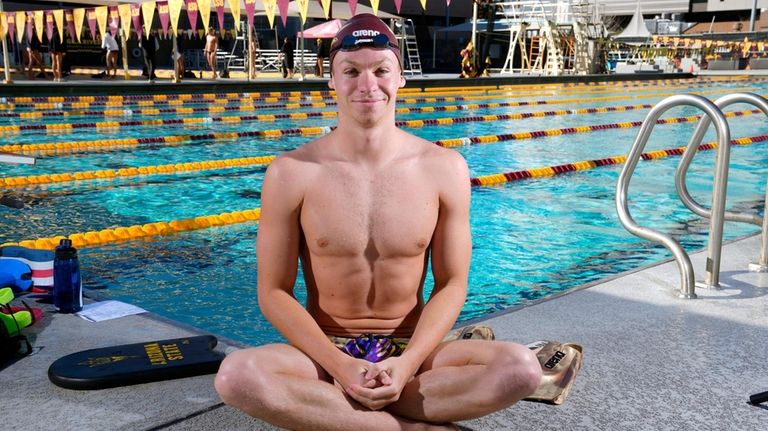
[443,324,496,342]
[524,340,584,405]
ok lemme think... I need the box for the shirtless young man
[204,28,218,79]
[215,14,541,430]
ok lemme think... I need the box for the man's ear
[328,74,335,89]
[399,74,406,88]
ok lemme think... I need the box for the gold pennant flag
[705,40,712,48]
[227,0,240,33]
[33,10,44,42]
[15,11,24,43]
[0,14,6,41]
[118,4,132,35]
[320,0,331,19]
[262,0,276,29]
[169,0,184,36]
[759,42,765,51]
[420,0,427,10]
[53,9,64,41]
[73,8,85,42]
[198,0,211,34]
[142,1,156,34]
[370,0,380,15]
[297,0,309,25]
[95,5,109,37]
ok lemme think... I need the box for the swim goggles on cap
[338,33,398,51]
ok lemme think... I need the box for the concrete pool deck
[2,233,766,430]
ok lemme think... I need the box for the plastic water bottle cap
[60,238,72,247]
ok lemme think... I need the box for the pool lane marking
[471,134,768,186]
[1,109,763,188]
[1,107,760,158]
[0,77,753,112]
[0,76,723,103]
[4,133,766,251]
[0,102,656,134]
[1,86,756,136]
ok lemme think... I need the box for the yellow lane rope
[1,109,761,188]
[5,133,764,251]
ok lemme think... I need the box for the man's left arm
[399,150,471,372]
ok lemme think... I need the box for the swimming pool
[1,77,766,345]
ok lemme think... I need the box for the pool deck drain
[2,233,766,430]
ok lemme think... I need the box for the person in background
[315,37,329,77]
[26,32,46,79]
[460,41,475,78]
[215,14,541,430]
[101,29,119,79]
[141,29,159,82]
[280,35,294,79]
[204,28,219,79]
[49,30,67,82]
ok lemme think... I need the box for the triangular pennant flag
[0,14,7,42]
[142,1,156,34]
[214,0,225,30]
[227,0,240,33]
[118,4,133,36]
[168,0,184,36]
[262,0,277,29]
[6,13,15,44]
[108,5,120,34]
[245,0,257,28]
[277,0,289,27]
[348,0,358,16]
[94,6,108,38]
[198,0,211,34]
[157,1,170,37]
[320,0,331,19]
[370,0,380,15]
[187,0,200,35]
[53,9,64,42]
[44,11,54,42]
[394,0,402,13]
[25,12,33,43]
[33,11,44,43]
[420,0,427,11]
[15,12,25,43]
[130,4,143,39]
[297,0,309,25]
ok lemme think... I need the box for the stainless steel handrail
[748,180,768,273]
[675,93,768,280]
[616,94,731,299]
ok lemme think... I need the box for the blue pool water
[1,78,766,346]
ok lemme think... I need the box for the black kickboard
[48,335,225,390]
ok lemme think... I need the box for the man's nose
[357,70,377,91]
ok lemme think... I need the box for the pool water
[1,77,766,346]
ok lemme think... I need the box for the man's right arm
[257,156,370,388]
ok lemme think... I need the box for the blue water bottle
[53,238,83,313]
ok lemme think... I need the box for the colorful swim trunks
[329,334,409,363]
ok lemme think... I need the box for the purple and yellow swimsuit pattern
[329,334,409,363]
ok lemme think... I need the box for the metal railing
[616,94,731,299]
[674,92,768,280]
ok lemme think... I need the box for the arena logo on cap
[352,29,381,37]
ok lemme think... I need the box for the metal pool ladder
[615,93,768,299]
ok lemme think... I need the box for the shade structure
[297,18,345,39]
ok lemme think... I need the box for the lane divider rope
[1,109,761,188]
[0,77,747,113]
[1,86,755,137]
[5,134,765,251]
[1,108,759,157]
